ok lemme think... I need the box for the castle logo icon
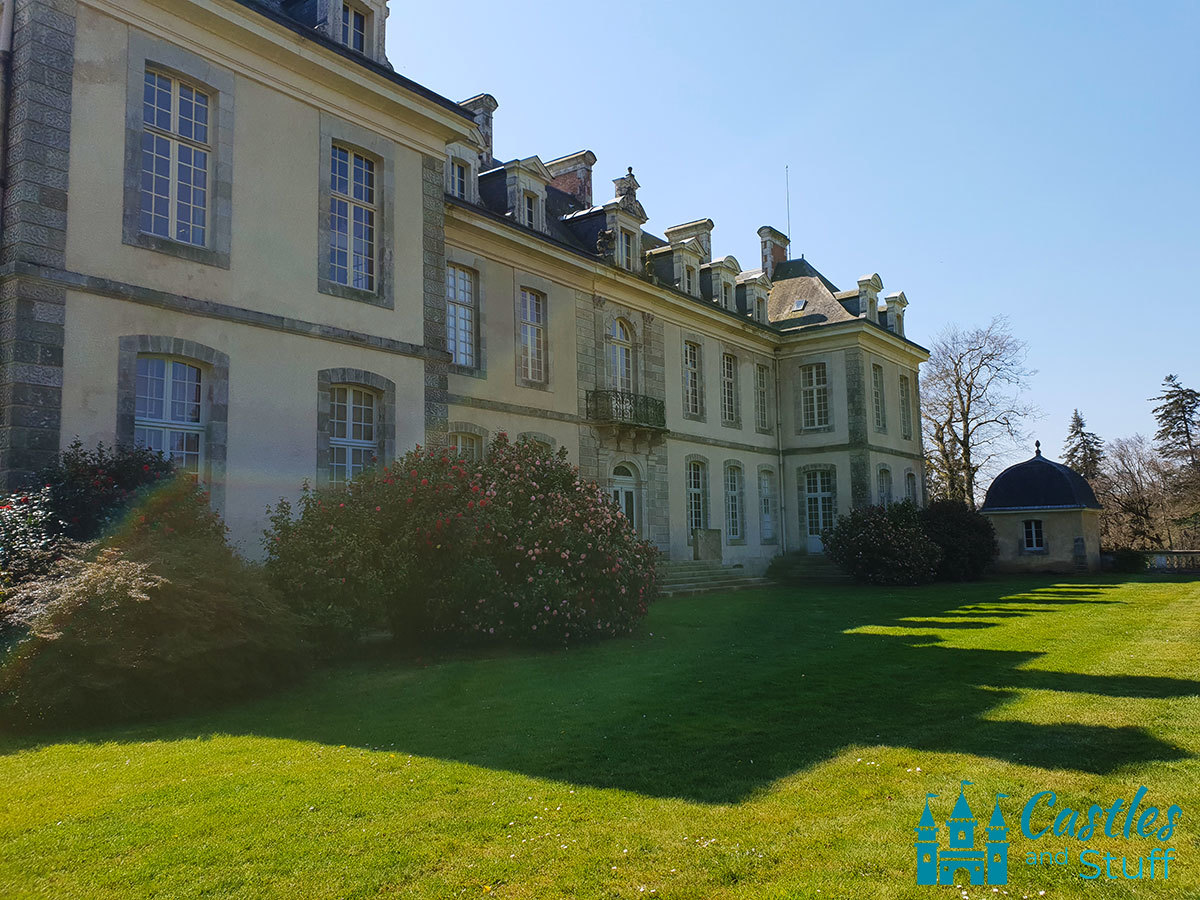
[915,781,1009,886]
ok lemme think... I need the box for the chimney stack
[546,150,597,206]
[664,219,714,263]
[459,94,498,169]
[757,225,789,279]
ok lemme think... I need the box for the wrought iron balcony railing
[586,390,666,429]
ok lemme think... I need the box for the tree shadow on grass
[3,577,1195,804]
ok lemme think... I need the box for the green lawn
[2,577,1198,899]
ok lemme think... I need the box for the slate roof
[981,445,1101,511]
[767,258,857,327]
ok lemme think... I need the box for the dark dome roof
[981,443,1101,511]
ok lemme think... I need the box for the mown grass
[1,576,1198,899]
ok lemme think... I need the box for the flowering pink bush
[264,433,659,648]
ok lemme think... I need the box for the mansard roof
[768,258,856,326]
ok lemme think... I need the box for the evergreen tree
[1062,409,1104,480]
[1151,375,1200,467]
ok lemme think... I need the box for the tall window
[722,283,732,309]
[685,266,695,294]
[725,464,743,540]
[518,288,546,383]
[450,432,482,461]
[755,364,771,431]
[878,467,893,506]
[721,353,738,424]
[806,469,835,537]
[621,230,635,271]
[329,385,377,484]
[1023,519,1045,550]
[759,469,776,542]
[450,162,467,199]
[899,374,914,440]
[329,144,376,291]
[135,357,204,473]
[800,362,829,429]
[141,69,210,246]
[524,193,537,229]
[608,319,633,392]
[446,265,476,367]
[872,363,887,431]
[683,341,701,415]
[341,3,366,51]
[756,297,767,323]
[686,460,708,533]
[906,471,919,503]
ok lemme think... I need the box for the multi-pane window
[722,283,732,310]
[906,471,919,503]
[1023,519,1045,550]
[686,460,708,533]
[134,357,204,473]
[524,193,537,228]
[759,469,776,542]
[608,319,633,392]
[756,297,767,323]
[329,144,376,291]
[451,162,467,199]
[329,385,377,484]
[755,364,771,431]
[450,432,482,461]
[518,288,546,383]
[800,362,829,429]
[806,469,835,537]
[685,267,695,294]
[621,230,636,271]
[683,341,701,415]
[446,265,476,367]
[721,353,738,424]
[140,69,210,246]
[878,467,893,506]
[725,464,743,541]
[872,363,887,431]
[899,373,914,440]
[341,3,366,52]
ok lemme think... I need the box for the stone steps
[656,560,772,597]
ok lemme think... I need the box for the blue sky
[388,1,1199,467]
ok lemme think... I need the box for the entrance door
[805,469,835,553]
[611,464,638,533]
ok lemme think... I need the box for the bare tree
[1099,435,1175,549]
[920,316,1039,507]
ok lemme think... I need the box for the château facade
[0,0,928,568]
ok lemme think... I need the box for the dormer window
[524,192,537,229]
[756,297,767,323]
[685,267,695,294]
[621,229,636,271]
[341,3,367,52]
[451,162,467,199]
[722,283,732,310]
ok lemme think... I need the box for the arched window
[607,318,633,393]
[610,463,638,531]
[878,467,893,507]
[134,356,204,473]
[759,468,776,543]
[686,460,708,533]
[725,463,744,541]
[906,471,919,504]
[329,384,379,484]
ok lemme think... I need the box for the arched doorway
[611,463,639,532]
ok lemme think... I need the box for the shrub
[0,488,66,588]
[920,500,998,581]
[1109,548,1148,573]
[822,502,942,585]
[0,476,305,727]
[38,440,175,540]
[264,433,659,648]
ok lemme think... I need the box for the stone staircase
[776,553,852,584]
[656,560,772,597]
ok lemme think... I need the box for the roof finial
[1035,440,1041,457]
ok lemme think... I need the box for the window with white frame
[872,363,887,431]
[759,469,776,542]
[524,192,537,229]
[140,69,210,247]
[329,385,378,485]
[341,2,367,52]
[899,373,914,440]
[134,356,204,473]
[518,288,546,383]
[621,230,636,271]
[446,265,477,368]
[450,431,483,461]
[755,364,771,431]
[906,471,919,503]
[608,318,633,393]
[800,362,829,429]
[721,353,738,424]
[686,460,708,533]
[685,266,696,294]
[683,341,701,416]
[722,283,732,309]
[878,467,893,506]
[1023,519,1045,551]
[756,297,767,323]
[806,469,835,537]
[450,161,468,199]
[725,464,743,541]
[328,144,376,291]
